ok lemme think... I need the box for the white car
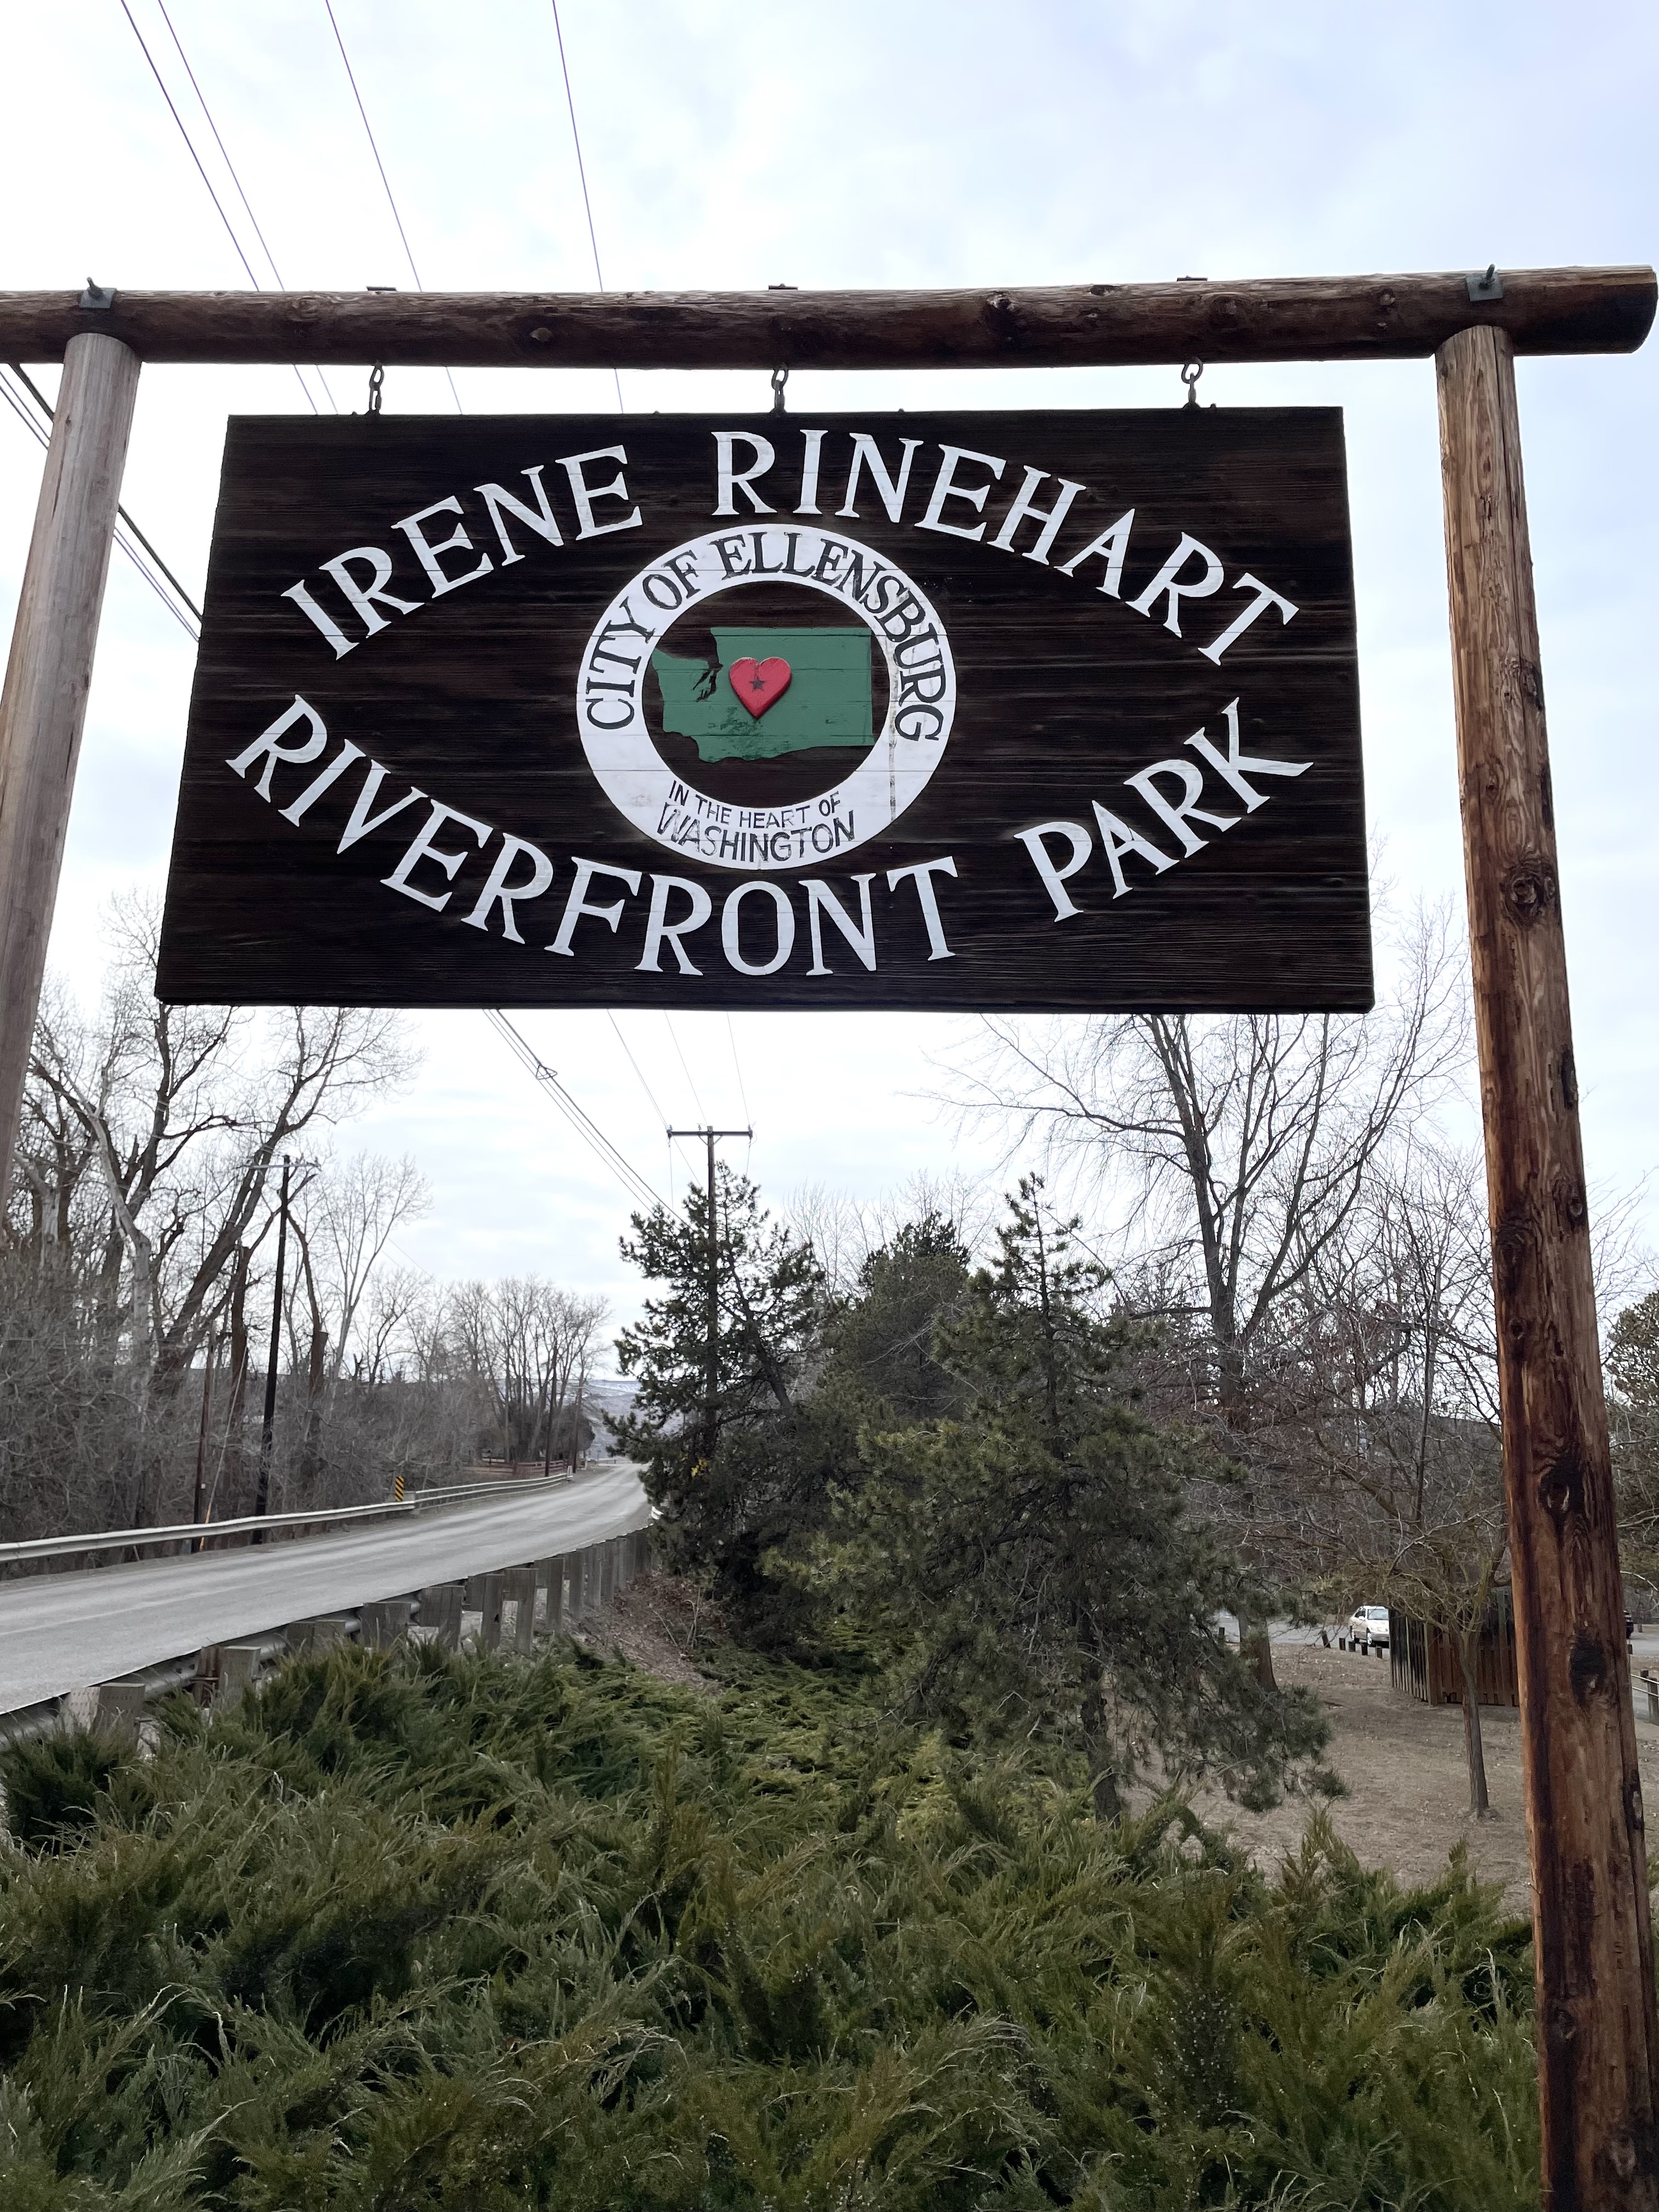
[1348,1604,1391,1651]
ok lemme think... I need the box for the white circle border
[574,526,957,872]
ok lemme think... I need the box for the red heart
[728,656,792,718]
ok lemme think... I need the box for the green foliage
[1611,1290,1659,1597]
[822,1181,1332,1816]
[827,1210,973,1427]
[0,1637,1539,2209]
[1610,1290,1659,1409]
[0,1728,151,1850]
[617,1169,825,1639]
[619,1184,976,1648]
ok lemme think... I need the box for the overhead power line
[154,0,342,413]
[549,0,625,414]
[1,366,200,639]
[664,1011,706,1120]
[725,1013,752,1126]
[119,0,330,415]
[486,1009,665,1216]
[323,0,464,416]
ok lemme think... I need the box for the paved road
[0,1462,650,1713]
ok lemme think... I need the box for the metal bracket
[1466,264,1503,303]
[78,280,116,311]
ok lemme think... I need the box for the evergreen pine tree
[614,1166,823,1638]
[825,1179,1331,1815]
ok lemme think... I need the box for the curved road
[0,1462,649,1714]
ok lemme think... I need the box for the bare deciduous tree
[950,904,1470,1686]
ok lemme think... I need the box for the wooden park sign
[156,408,1366,1011]
[0,271,1655,2209]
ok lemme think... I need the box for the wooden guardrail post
[92,1680,147,1743]
[503,1565,538,1654]
[471,1573,504,1651]
[539,1554,566,1634]
[0,329,140,1214]
[419,1583,462,1651]
[359,1599,415,1649]
[1437,321,1659,2210]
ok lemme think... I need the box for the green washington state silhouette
[651,627,875,763]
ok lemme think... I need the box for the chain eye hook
[1181,360,1204,410]
[771,364,789,415]
[368,364,385,416]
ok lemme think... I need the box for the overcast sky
[2,0,1654,1345]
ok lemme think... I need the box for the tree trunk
[297,1319,327,1494]
[1238,1609,1279,1690]
[224,1246,252,1510]
[1080,1684,1124,1823]
[1459,1627,1493,1818]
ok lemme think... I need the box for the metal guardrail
[0,1470,580,1567]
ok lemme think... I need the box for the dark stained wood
[1390,1600,1519,1708]
[155,408,1370,1013]
[1,266,1652,370]
[1437,325,1659,2211]
[0,334,139,1216]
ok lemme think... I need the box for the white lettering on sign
[575,526,957,871]
[278,443,641,654]
[275,428,1302,678]
[712,432,777,516]
[220,692,975,984]
[1015,697,1311,917]
[394,496,492,598]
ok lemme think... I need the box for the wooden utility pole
[1438,323,1659,2210]
[0,330,139,1217]
[667,1126,752,1454]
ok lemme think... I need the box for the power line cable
[1,368,200,638]
[663,1012,706,1120]
[606,1011,669,1128]
[7,365,203,626]
[607,1011,702,1183]
[486,1009,665,1214]
[119,0,324,416]
[323,0,464,415]
[724,1011,751,1125]
[488,1009,661,1211]
[153,0,341,413]
[548,0,625,414]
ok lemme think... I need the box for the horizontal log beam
[0,266,1651,371]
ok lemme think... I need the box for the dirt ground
[1187,1640,1659,1907]
[570,1571,721,1695]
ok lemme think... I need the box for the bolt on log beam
[0,266,1651,370]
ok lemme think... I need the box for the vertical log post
[0,332,140,1213]
[1437,322,1659,2210]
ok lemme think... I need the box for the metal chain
[771,364,789,415]
[1181,360,1204,409]
[368,363,385,416]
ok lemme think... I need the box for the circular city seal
[575,524,956,871]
